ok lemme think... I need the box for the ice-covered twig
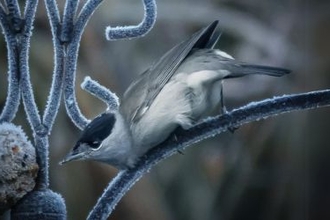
[17,0,56,191]
[43,0,64,132]
[60,0,79,43]
[63,57,90,129]
[19,0,42,133]
[5,0,21,25]
[81,77,120,111]
[34,135,49,189]
[42,48,65,132]
[62,0,104,130]
[75,0,103,31]
[88,89,330,219]
[0,6,20,123]
[105,0,157,40]
[43,0,61,29]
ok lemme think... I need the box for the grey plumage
[61,20,290,169]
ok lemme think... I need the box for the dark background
[1,0,330,219]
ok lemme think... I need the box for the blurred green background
[1,0,330,219]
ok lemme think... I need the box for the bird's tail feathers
[224,64,290,79]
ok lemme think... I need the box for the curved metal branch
[0,6,20,123]
[5,0,21,18]
[42,44,64,132]
[63,0,104,129]
[43,0,60,29]
[76,0,103,27]
[43,0,64,132]
[88,89,330,219]
[5,0,23,33]
[19,0,41,133]
[81,76,119,111]
[34,135,49,189]
[105,0,157,40]
[15,0,56,191]
[60,0,79,43]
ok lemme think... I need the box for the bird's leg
[173,134,185,155]
[220,84,239,133]
[219,84,226,115]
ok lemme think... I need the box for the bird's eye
[89,141,101,149]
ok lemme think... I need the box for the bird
[60,20,290,169]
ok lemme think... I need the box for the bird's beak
[59,150,85,165]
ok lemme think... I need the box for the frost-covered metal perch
[88,89,330,219]
[105,0,157,40]
[81,76,120,111]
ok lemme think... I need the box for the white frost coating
[215,50,234,59]
[81,76,92,88]
[238,94,293,110]
[67,98,74,105]
[235,95,281,111]
[81,76,120,111]
[0,122,30,143]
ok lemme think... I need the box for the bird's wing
[122,20,220,123]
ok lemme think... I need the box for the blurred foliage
[1,0,330,219]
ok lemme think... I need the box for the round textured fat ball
[0,123,38,214]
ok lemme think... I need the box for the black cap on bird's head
[60,112,116,164]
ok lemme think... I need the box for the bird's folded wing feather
[122,21,220,123]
